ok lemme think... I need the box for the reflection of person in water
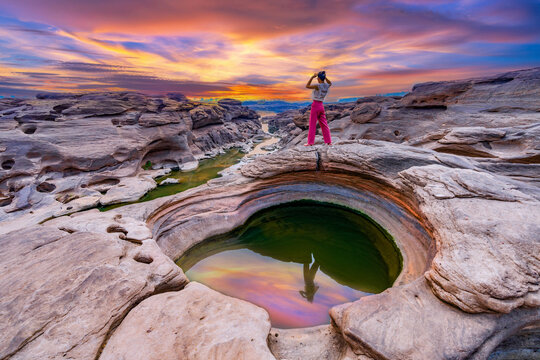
[299,258,320,303]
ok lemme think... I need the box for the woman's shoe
[303,143,313,146]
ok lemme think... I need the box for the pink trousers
[307,100,332,145]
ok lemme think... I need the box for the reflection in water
[300,258,319,303]
[177,200,402,328]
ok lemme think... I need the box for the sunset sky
[0,0,539,101]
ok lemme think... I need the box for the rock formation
[275,68,540,172]
[0,92,261,232]
[0,69,538,359]
[100,282,275,360]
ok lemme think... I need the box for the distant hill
[243,100,312,113]
[244,93,408,113]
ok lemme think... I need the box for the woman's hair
[317,71,326,81]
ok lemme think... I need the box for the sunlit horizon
[0,0,539,101]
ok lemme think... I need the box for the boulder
[398,80,472,108]
[100,282,275,360]
[292,112,309,129]
[350,102,381,123]
[268,325,359,360]
[99,175,157,205]
[189,104,225,128]
[331,278,538,360]
[138,111,182,127]
[0,226,187,359]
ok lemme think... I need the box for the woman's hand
[306,73,318,89]
[312,73,317,78]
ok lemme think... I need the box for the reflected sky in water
[179,201,402,328]
[186,248,369,328]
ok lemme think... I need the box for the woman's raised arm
[306,73,318,89]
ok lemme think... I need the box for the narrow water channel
[99,148,245,211]
[100,114,280,211]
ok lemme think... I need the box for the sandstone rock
[351,102,381,123]
[398,80,471,108]
[193,120,260,153]
[268,325,362,360]
[0,92,260,227]
[14,108,59,122]
[36,92,80,100]
[100,282,275,360]
[100,175,157,205]
[110,111,140,126]
[179,160,199,171]
[267,109,302,133]
[190,104,225,128]
[292,112,309,129]
[54,195,101,216]
[1,69,539,360]
[61,100,129,117]
[437,127,507,145]
[488,326,540,360]
[47,209,153,243]
[399,165,539,313]
[277,68,539,169]
[0,226,187,359]
[241,147,319,178]
[138,111,182,127]
[331,278,539,360]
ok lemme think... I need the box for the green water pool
[177,200,402,328]
[99,148,244,211]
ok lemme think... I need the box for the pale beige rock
[53,195,101,216]
[331,278,539,360]
[179,159,199,171]
[0,92,260,230]
[159,177,180,185]
[47,208,153,243]
[399,165,540,313]
[241,146,319,178]
[268,325,370,360]
[99,175,157,205]
[277,68,540,178]
[1,69,539,360]
[0,226,187,360]
[100,282,275,360]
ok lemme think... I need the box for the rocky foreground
[0,68,539,360]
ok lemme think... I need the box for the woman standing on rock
[304,71,332,146]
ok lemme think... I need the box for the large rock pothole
[177,200,403,328]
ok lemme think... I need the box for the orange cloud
[1,0,538,100]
